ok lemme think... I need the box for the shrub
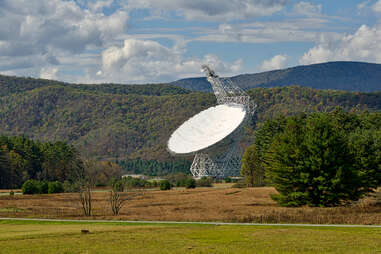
[123,176,150,189]
[22,180,40,194]
[39,181,49,194]
[160,180,171,190]
[63,180,80,193]
[175,179,185,187]
[214,178,222,183]
[196,177,213,187]
[166,173,188,187]
[48,181,64,194]
[112,179,125,192]
[151,181,159,187]
[232,181,247,188]
[22,180,64,194]
[224,177,232,183]
[185,178,196,189]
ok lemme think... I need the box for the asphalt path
[1,217,380,228]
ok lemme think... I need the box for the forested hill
[0,74,380,161]
[0,76,214,161]
[171,61,381,92]
[0,75,190,97]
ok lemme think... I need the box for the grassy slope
[0,220,380,254]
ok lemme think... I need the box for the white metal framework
[189,65,256,178]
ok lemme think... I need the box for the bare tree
[80,184,92,216]
[75,159,98,217]
[109,189,126,216]
[74,159,123,217]
[109,179,146,216]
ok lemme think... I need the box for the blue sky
[0,0,380,83]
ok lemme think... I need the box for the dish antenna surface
[167,65,256,178]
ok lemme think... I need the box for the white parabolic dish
[168,103,247,155]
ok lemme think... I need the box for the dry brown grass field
[0,186,380,225]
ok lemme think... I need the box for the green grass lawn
[0,220,380,254]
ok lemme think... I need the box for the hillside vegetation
[172,61,381,92]
[1,75,381,161]
[0,76,214,160]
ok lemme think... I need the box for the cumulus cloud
[293,1,322,16]
[97,39,243,83]
[300,24,381,65]
[372,0,381,13]
[0,0,245,83]
[40,67,59,80]
[0,0,128,76]
[87,0,114,12]
[260,55,288,71]
[127,0,288,21]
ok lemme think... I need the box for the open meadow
[0,219,380,254]
[0,186,380,225]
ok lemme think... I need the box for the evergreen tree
[0,148,11,188]
[265,113,366,207]
[348,129,381,188]
[241,145,264,187]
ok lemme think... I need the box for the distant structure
[167,65,256,178]
[201,65,256,112]
[122,174,147,180]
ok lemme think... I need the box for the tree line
[0,135,83,189]
[0,135,123,189]
[241,108,381,207]
[118,158,192,176]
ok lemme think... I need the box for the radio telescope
[167,65,256,178]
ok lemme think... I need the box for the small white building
[122,174,147,180]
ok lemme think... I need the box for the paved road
[1,217,380,228]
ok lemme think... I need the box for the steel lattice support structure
[190,65,256,178]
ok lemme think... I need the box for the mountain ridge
[170,61,381,92]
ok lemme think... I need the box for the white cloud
[0,70,17,76]
[0,0,244,83]
[196,20,336,44]
[293,1,322,16]
[357,1,371,10]
[372,0,381,13]
[87,0,114,12]
[300,24,381,65]
[127,0,288,21]
[1,0,377,84]
[260,54,288,71]
[40,67,59,80]
[0,0,128,75]
[98,39,242,83]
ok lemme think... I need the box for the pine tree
[265,113,366,207]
